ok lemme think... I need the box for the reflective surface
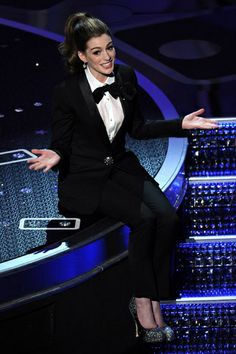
[0,3,235,353]
[176,241,236,297]
[186,121,236,177]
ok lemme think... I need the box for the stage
[0,1,235,353]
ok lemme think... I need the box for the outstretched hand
[27,149,61,173]
[182,108,218,130]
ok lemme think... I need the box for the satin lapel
[77,71,111,146]
[115,69,129,117]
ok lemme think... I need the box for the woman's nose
[103,50,111,60]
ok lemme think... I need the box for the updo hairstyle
[59,12,112,74]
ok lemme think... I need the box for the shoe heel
[134,318,139,338]
[129,297,139,337]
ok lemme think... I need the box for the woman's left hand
[182,108,218,130]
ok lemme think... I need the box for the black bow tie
[92,82,121,104]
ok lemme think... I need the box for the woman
[28,12,217,343]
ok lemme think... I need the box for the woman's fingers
[27,158,38,164]
[27,149,60,172]
[28,162,43,170]
[31,148,44,155]
[201,118,219,129]
[27,149,44,164]
[191,108,205,116]
[43,166,51,173]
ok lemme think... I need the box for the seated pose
[28,12,218,343]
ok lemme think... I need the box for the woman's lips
[101,61,113,69]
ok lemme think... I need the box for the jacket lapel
[77,67,131,146]
[77,70,111,146]
[115,67,129,117]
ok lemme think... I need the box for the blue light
[25,238,107,288]
[120,225,130,248]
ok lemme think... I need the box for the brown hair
[59,12,112,74]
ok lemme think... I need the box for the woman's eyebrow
[90,41,113,50]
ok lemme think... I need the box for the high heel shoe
[160,324,175,342]
[128,297,166,343]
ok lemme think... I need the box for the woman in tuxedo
[28,12,217,343]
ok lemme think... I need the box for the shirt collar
[85,66,115,92]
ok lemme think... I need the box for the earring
[83,62,87,69]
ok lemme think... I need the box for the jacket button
[104,156,114,166]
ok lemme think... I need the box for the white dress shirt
[85,66,124,142]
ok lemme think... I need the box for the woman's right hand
[27,149,61,173]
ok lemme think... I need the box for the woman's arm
[28,83,75,173]
[50,84,75,164]
[127,69,218,139]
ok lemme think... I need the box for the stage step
[177,119,235,299]
[171,117,236,354]
[175,240,236,298]
[182,177,236,240]
[154,300,236,353]
[185,119,236,177]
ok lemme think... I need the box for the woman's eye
[93,51,101,55]
[107,45,114,51]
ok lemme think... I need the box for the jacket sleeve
[127,68,188,139]
[49,83,75,172]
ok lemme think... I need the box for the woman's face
[78,33,116,82]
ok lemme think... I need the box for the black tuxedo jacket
[50,64,186,215]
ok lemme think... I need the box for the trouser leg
[142,180,181,298]
[106,170,180,300]
[97,176,160,300]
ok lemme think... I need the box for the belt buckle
[104,156,114,166]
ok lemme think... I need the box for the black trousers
[96,167,181,301]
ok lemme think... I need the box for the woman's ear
[78,51,86,63]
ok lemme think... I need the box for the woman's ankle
[151,300,166,327]
[135,297,157,329]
